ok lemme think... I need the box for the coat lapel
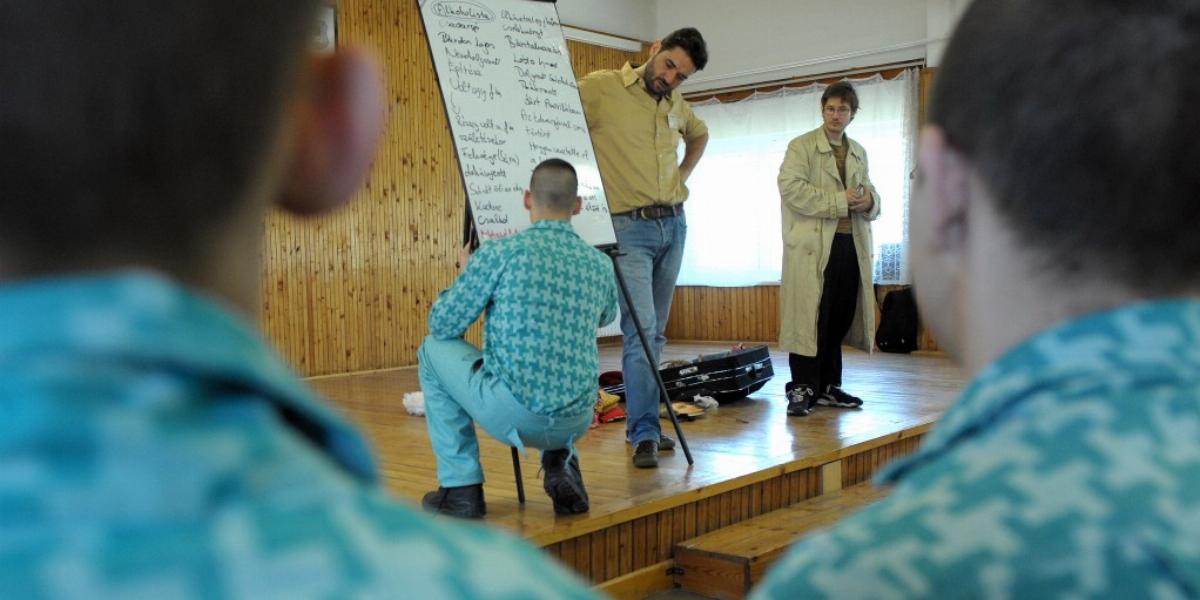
[844,138,865,190]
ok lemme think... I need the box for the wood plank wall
[260,1,646,376]
[665,285,939,351]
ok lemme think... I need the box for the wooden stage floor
[308,341,966,583]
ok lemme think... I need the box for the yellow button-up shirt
[578,62,708,215]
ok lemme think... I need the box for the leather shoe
[632,440,659,468]
[422,484,486,519]
[542,449,589,515]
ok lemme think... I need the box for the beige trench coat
[777,127,880,356]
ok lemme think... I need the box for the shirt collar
[815,127,860,159]
[529,218,577,235]
[0,271,378,482]
[878,299,1200,484]
[621,61,642,89]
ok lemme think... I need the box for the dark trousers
[789,233,860,392]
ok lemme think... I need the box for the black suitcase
[604,344,774,404]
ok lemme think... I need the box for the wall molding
[681,38,944,93]
[562,25,645,53]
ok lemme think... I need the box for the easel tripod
[600,244,694,465]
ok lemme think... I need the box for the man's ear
[278,46,385,216]
[572,196,582,215]
[646,40,662,58]
[523,191,534,211]
[919,126,971,253]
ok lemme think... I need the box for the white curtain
[677,69,918,286]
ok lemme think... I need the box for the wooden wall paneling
[705,495,718,532]
[665,281,943,351]
[622,522,636,575]
[665,286,780,343]
[720,491,732,528]
[644,513,659,564]
[592,530,607,582]
[259,3,646,376]
[605,527,619,579]
[672,506,687,552]
[689,496,703,537]
[576,535,592,577]
[657,511,672,563]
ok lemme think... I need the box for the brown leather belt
[614,204,684,220]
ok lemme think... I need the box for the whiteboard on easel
[419,0,616,248]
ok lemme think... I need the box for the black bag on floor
[876,287,919,353]
[603,344,774,404]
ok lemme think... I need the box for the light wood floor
[308,342,966,545]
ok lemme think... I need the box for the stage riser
[673,483,890,600]
[548,433,926,585]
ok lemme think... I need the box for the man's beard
[643,67,668,98]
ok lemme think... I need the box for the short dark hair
[660,27,708,71]
[821,81,859,114]
[529,158,578,213]
[930,0,1200,292]
[0,2,320,273]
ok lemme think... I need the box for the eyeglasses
[823,106,852,115]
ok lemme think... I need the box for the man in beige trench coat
[777,82,880,416]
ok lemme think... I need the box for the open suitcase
[604,344,774,404]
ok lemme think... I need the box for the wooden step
[672,482,889,600]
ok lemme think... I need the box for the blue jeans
[611,212,687,445]
[417,336,593,487]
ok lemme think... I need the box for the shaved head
[529,158,579,213]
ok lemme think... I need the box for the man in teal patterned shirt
[754,0,1200,597]
[0,3,600,598]
[420,159,618,519]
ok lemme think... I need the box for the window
[677,69,918,286]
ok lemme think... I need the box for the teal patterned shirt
[0,273,599,599]
[753,300,1200,599]
[429,219,618,417]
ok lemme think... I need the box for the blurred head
[0,2,384,300]
[911,0,1200,359]
[523,158,580,218]
[643,27,707,97]
[821,82,859,136]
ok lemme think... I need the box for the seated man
[753,0,1200,597]
[0,3,599,598]
[419,158,618,518]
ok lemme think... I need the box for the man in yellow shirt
[578,28,710,468]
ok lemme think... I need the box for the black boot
[785,382,816,416]
[422,484,486,519]
[542,449,589,515]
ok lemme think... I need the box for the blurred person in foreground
[0,3,599,598]
[753,0,1200,597]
